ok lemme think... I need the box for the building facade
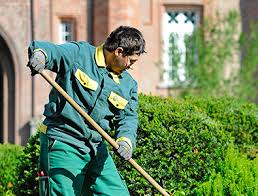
[0,0,256,144]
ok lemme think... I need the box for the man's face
[108,47,140,75]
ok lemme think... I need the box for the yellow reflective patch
[108,92,128,109]
[75,69,98,91]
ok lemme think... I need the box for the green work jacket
[28,41,138,154]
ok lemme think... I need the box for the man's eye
[130,60,137,64]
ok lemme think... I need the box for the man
[27,26,146,195]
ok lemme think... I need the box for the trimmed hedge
[113,95,232,195]
[185,96,258,147]
[14,131,40,195]
[0,144,23,194]
[194,143,258,195]
[8,95,258,195]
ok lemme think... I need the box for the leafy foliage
[7,95,257,195]
[0,144,23,194]
[185,96,258,148]
[166,11,239,94]
[167,11,258,103]
[238,22,258,102]
[113,95,232,195]
[14,131,40,195]
[194,143,258,195]
[112,95,257,195]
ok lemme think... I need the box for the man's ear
[114,47,124,57]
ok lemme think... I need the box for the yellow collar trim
[95,45,121,83]
[110,72,120,84]
[95,45,106,67]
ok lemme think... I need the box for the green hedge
[185,96,258,147]
[113,95,233,195]
[14,131,40,195]
[194,143,258,195]
[7,95,257,195]
[0,144,23,194]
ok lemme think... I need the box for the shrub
[194,143,258,195]
[0,144,23,194]
[13,95,257,195]
[113,94,231,195]
[185,96,258,148]
[14,131,40,195]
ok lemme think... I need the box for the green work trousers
[39,133,130,196]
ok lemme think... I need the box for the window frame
[159,5,203,88]
[59,18,76,44]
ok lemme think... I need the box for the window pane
[162,9,200,86]
[59,20,74,44]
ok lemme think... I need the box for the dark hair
[103,26,146,56]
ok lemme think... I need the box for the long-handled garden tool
[39,70,170,196]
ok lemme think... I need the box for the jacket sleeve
[114,81,138,149]
[28,41,81,74]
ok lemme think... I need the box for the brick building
[0,0,256,144]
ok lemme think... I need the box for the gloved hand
[27,49,46,76]
[116,140,132,160]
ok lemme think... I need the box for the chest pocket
[108,91,128,110]
[74,69,98,91]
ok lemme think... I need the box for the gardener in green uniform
[27,26,146,196]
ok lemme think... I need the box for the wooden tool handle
[40,70,170,196]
